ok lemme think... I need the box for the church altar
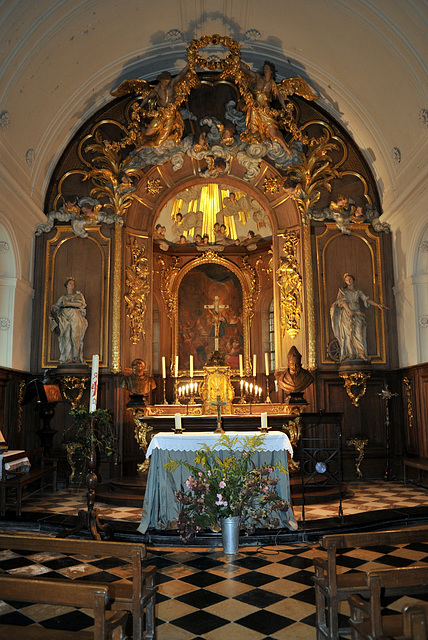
[138,431,297,535]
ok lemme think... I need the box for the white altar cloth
[146,431,293,457]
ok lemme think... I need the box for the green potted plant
[164,433,292,552]
[63,405,117,483]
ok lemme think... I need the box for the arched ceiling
[0,0,426,215]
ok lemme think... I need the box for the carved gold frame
[316,223,386,365]
[169,251,253,375]
[42,226,111,369]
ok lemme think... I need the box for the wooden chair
[312,527,428,640]
[348,566,428,640]
[0,533,157,640]
[0,574,129,640]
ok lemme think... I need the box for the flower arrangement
[164,433,290,542]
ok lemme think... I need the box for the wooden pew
[0,574,128,640]
[402,603,428,640]
[348,566,428,640]
[0,447,57,515]
[0,533,157,640]
[312,527,428,640]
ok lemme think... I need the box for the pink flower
[198,471,203,477]
[219,480,226,488]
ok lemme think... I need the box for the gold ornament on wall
[403,377,414,429]
[61,376,88,409]
[340,371,371,407]
[263,177,280,194]
[125,238,150,345]
[146,179,163,195]
[277,231,302,339]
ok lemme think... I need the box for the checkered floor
[0,480,428,638]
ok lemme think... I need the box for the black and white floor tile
[0,480,428,638]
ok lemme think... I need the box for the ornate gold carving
[241,255,260,327]
[78,122,145,218]
[347,438,368,478]
[303,224,316,369]
[200,365,235,414]
[282,135,341,370]
[16,378,25,434]
[283,417,301,472]
[132,411,153,474]
[157,255,181,324]
[403,377,414,429]
[340,371,371,407]
[61,376,88,408]
[112,223,122,373]
[65,442,79,483]
[283,131,342,220]
[146,179,163,195]
[277,231,302,339]
[125,239,150,345]
[263,177,280,194]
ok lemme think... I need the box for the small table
[138,431,297,534]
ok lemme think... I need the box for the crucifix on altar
[211,394,226,433]
[205,296,229,352]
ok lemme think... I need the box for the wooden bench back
[402,603,428,640]
[366,566,428,639]
[0,574,109,608]
[0,533,146,560]
[322,526,428,552]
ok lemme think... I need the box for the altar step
[96,474,346,508]
[96,476,147,507]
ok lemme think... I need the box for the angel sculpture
[238,60,318,154]
[111,63,200,150]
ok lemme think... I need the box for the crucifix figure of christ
[211,394,226,434]
[204,295,229,351]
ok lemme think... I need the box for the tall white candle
[162,356,166,379]
[174,413,182,430]
[265,352,270,376]
[89,354,99,413]
[274,380,278,392]
[261,412,268,430]
[175,356,179,378]
[189,355,193,378]
[239,354,243,378]
[253,354,257,377]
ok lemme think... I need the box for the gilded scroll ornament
[157,255,181,323]
[403,377,414,429]
[283,417,301,472]
[347,438,368,478]
[241,255,261,326]
[125,239,150,345]
[277,231,302,339]
[61,376,88,409]
[132,411,153,473]
[340,371,371,407]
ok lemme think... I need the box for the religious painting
[153,182,272,251]
[176,262,246,372]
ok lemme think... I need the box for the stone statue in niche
[50,277,88,364]
[330,273,388,362]
[120,359,156,406]
[275,346,314,403]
